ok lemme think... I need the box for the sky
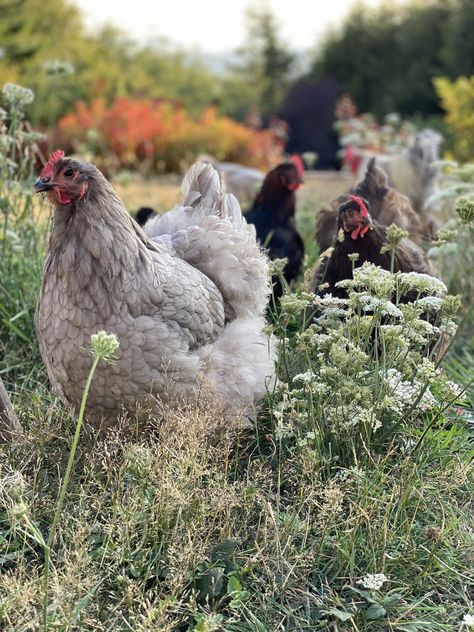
[72,0,402,53]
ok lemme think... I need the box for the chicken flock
[34,148,444,427]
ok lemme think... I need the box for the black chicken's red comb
[349,194,369,218]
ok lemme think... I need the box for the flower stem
[42,355,100,630]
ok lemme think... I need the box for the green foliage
[269,263,459,469]
[435,76,474,162]
[0,0,300,128]
[428,166,474,306]
[232,4,296,117]
[312,0,472,119]
[0,83,47,393]
[0,0,256,126]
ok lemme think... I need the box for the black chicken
[310,195,433,298]
[245,157,305,299]
[135,207,157,226]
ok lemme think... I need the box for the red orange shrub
[55,98,283,173]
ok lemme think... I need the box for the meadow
[0,89,473,632]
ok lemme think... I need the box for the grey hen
[35,151,275,423]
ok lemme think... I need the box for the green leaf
[227,575,242,594]
[329,607,353,622]
[211,539,239,563]
[365,603,387,620]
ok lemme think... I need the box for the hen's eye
[64,169,74,177]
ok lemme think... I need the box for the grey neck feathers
[47,171,153,286]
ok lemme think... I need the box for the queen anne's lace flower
[356,294,403,318]
[397,271,447,296]
[338,262,395,297]
[90,331,119,362]
[416,296,444,311]
[358,573,388,591]
[2,83,34,107]
[385,368,436,413]
[293,371,315,384]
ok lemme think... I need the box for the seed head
[90,331,119,363]
[456,198,474,224]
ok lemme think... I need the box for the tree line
[1,0,473,128]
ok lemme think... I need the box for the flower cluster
[41,60,75,76]
[270,261,461,464]
[2,83,34,109]
[380,222,409,253]
[462,614,474,628]
[357,573,388,591]
[90,330,120,363]
[456,197,474,224]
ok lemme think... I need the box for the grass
[0,97,473,629]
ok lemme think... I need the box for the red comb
[40,150,65,178]
[349,194,369,218]
[290,154,305,179]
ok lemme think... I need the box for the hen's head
[262,161,304,195]
[338,195,373,239]
[34,150,91,205]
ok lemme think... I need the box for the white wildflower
[313,294,348,309]
[397,271,447,296]
[90,331,119,362]
[293,371,315,384]
[384,369,437,414]
[298,431,316,447]
[338,262,395,297]
[358,573,388,591]
[2,83,34,107]
[356,294,403,318]
[417,358,437,381]
[462,614,474,628]
[268,257,287,278]
[42,59,75,76]
[372,418,382,432]
[417,296,443,311]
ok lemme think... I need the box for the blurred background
[1,0,473,176]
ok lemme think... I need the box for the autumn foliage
[434,76,474,162]
[55,98,283,173]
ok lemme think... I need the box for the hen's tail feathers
[146,161,270,319]
[182,162,224,212]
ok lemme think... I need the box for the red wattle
[57,190,73,204]
[351,225,361,239]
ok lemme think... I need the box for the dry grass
[114,169,355,219]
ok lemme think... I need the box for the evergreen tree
[235,3,295,117]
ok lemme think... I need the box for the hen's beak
[361,214,373,227]
[34,177,54,193]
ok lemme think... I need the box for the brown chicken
[34,151,275,424]
[310,195,433,298]
[316,158,424,253]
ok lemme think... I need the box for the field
[1,140,473,630]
